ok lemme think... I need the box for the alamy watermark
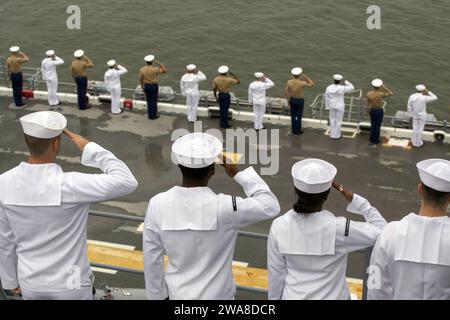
[66,5,81,30]
[171,121,280,176]
[367,5,382,30]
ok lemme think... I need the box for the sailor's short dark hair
[178,164,214,181]
[422,183,450,207]
[23,134,59,156]
[293,187,331,214]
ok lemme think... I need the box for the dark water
[1,0,449,119]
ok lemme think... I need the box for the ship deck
[0,97,448,299]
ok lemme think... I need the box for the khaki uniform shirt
[70,59,92,77]
[6,55,28,73]
[285,78,311,99]
[139,65,162,84]
[367,90,388,109]
[213,75,239,93]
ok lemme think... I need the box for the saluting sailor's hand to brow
[220,154,239,178]
[332,182,354,203]
[63,129,90,152]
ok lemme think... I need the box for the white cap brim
[144,55,155,62]
[172,133,223,168]
[10,46,20,53]
[254,72,264,78]
[20,111,67,139]
[292,158,337,194]
[74,50,84,58]
[417,159,450,192]
[186,64,196,71]
[218,66,229,74]
[333,74,343,81]
[372,79,383,87]
[46,50,55,56]
[416,84,426,92]
[107,60,116,67]
[291,67,303,76]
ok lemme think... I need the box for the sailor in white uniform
[143,132,280,300]
[180,64,207,122]
[268,158,387,300]
[368,159,450,300]
[248,72,275,130]
[325,74,355,139]
[0,111,138,300]
[407,84,438,147]
[41,50,64,107]
[104,60,128,114]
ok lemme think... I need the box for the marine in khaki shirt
[139,59,167,88]
[6,52,29,74]
[284,74,314,99]
[213,75,239,94]
[70,55,94,78]
[366,84,394,109]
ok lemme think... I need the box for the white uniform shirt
[268,194,387,300]
[248,78,275,106]
[407,91,438,116]
[368,213,450,300]
[324,81,355,110]
[41,56,64,82]
[0,142,138,291]
[104,65,128,91]
[143,167,280,300]
[180,71,207,96]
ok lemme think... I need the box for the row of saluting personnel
[0,110,449,300]
[5,47,441,148]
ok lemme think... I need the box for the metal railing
[88,209,372,299]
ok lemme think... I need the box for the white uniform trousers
[411,115,426,147]
[329,108,345,139]
[46,80,59,106]
[253,103,266,130]
[109,87,122,114]
[21,286,93,300]
[186,92,200,122]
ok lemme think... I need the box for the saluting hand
[220,153,239,178]
[332,182,354,203]
[64,129,90,151]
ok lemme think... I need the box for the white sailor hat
[10,46,20,53]
[416,84,426,92]
[291,158,337,194]
[20,111,67,139]
[172,132,223,169]
[254,72,264,78]
[291,67,303,76]
[186,64,196,71]
[372,79,383,87]
[74,49,84,58]
[417,159,450,192]
[333,74,343,81]
[107,59,116,67]
[144,54,155,62]
[46,50,55,56]
[218,65,229,74]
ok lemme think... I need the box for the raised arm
[154,59,167,74]
[342,80,355,93]
[333,182,387,253]
[229,71,240,84]
[195,70,207,82]
[424,90,438,103]
[267,225,287,300]
[220,156,280,228]
[20,51,30,63]
[302,74,315,87]
[382,85,394,97]
[0,205,19,291]
[143,201,169,300]
[61,129,138,203]
[82,55,94,68]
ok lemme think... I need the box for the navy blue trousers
[289,98,304,135]
[75,76,88,109]
[10,72,24,106]
[144,83,159,119]
[369,108,384,144]
[218,92,231,128]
